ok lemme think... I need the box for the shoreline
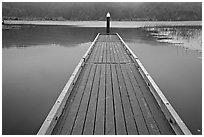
[3,20,202,28]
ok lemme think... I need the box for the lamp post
[106,12,110,34]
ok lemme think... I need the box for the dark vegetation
[2,2,202,21]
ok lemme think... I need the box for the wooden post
[106,12,110,34]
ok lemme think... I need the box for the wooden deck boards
[52,34,175,135]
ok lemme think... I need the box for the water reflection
[2,26,102,48]
[144,26,202,52]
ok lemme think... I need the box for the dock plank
[55,64,93,134]
[115,42,124,62]
[129,64,147,87]
[106,42,111,63]
[83,65,101,135]
[94,64,105,135]
[51,63,89,134]
[111,64,127,135]
[117,42,129,62]
[112,42,119,63]
[71,64,96,135]
[140,85,175,134]
[98,42,104,63]
[89,42,100,63]
[94,42,102,63]
[114,43,122,63]
[103,42,107,63]
[105,64,116,135]
[129,64,161,134]
[110,42,115,63]
[121,64,149,135]
[115,64,138,135]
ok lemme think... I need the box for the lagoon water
[2,22,202,134]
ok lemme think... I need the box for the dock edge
[37,33,100,135]
[116,33,192,135]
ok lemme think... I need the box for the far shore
[3,20,202,28]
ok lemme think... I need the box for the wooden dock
[37,33,191,135]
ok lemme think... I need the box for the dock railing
[38,33,192,135]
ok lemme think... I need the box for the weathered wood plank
[116,41,129,64]
[98,42,104,63]
[113,42,120,62]
[112,42,119,63]
[110,42,115,63]
[128,64,161,135]
[140,85,175,135]
[94,64,105,135]
[83,64,101,135]
[110,35,118,41]
[52,63,88,134]
[115,64,138,135]
[94,42,102,63]
[129,64,147,87]
[117,42,129,62]
[103,42,107,63]
[107,35,110,41]
[106,42,111,63]
[115,42,124,62]
[58,64,93,134]
[111,64,127,135]
[105,64,116,135]
[89,42,99,63]
[71,64,96,135]
[121,64,149,135]
[114,43,122,63]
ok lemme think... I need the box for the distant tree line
[2,2,202,21]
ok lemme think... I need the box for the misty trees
[2,2,202,21]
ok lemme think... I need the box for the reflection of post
[106,12,110,34]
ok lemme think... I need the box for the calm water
[2,23,202,134]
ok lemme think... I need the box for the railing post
[106,12,110,34]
